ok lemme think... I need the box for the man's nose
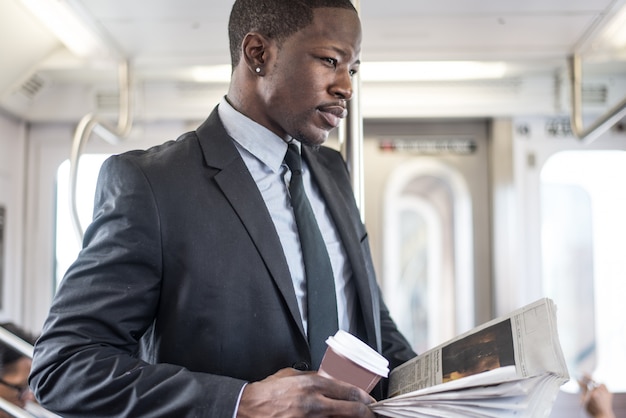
[332,71,353,101]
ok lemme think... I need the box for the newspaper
[371,298,569,417]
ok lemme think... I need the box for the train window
[540,150,626,392]
[55,155,109,286]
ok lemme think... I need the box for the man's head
[227,0,361,147]
[228,0,357,69]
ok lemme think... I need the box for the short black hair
[228,0,357,68]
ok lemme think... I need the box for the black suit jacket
[30,107,416,417]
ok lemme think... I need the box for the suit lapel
[192,109,379,350]
[195,110,306,339]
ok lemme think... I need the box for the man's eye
[349,69,358,77]
[323,57,337,67]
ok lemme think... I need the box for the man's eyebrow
[323,46,360,64]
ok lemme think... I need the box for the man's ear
[242,32,273,76]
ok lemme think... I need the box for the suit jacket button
[292,361,310,371]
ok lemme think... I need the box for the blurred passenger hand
[579,375,616,418]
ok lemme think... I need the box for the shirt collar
[218,96,296,172]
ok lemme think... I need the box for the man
[29,0,416,416]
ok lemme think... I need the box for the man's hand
[237,367,377,417]
[579,376,616,418]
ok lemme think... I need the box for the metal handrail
[69,61,133,243]
[0,327,33,358]
[568,53,626,144]
[0,327,36,418]
[0,398,35,418]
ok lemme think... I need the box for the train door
[361,119,492,353]
[513,116,626,398]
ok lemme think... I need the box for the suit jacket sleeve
[29,154,246,418]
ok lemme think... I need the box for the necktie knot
[284,144,302,175]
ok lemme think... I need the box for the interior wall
[488,119,520,317]
[0,111,26,325]
[22,122,78,332]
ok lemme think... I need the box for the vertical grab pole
[340,0,365,221]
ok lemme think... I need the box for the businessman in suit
[29,0,416,416]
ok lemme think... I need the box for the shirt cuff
[232,383,247,418]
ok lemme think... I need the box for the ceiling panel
[67,0,623,68]
[102,21,230,62]
[77,0,234,20]
[2,0,625,121]
[364,14,599,61]
[360,0,613,16]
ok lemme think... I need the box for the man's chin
[293,130,330,149]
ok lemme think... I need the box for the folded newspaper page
[371,298,569,418]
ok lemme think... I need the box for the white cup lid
[325,330,389,377]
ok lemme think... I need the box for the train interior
[0,0,625,416]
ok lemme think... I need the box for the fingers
[273,367,375,404]
[590,384,612,403]
[316,374,375,403]
[578,374,594,393]
[237,368,376,418]
[579,380,615,418]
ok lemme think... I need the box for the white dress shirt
[218,97,356,335]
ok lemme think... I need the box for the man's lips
[318,104,347,128]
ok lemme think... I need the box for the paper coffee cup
[318,330,389,392]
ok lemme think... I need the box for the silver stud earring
[255,67,261,73]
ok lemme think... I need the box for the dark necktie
[284,144,339,369]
